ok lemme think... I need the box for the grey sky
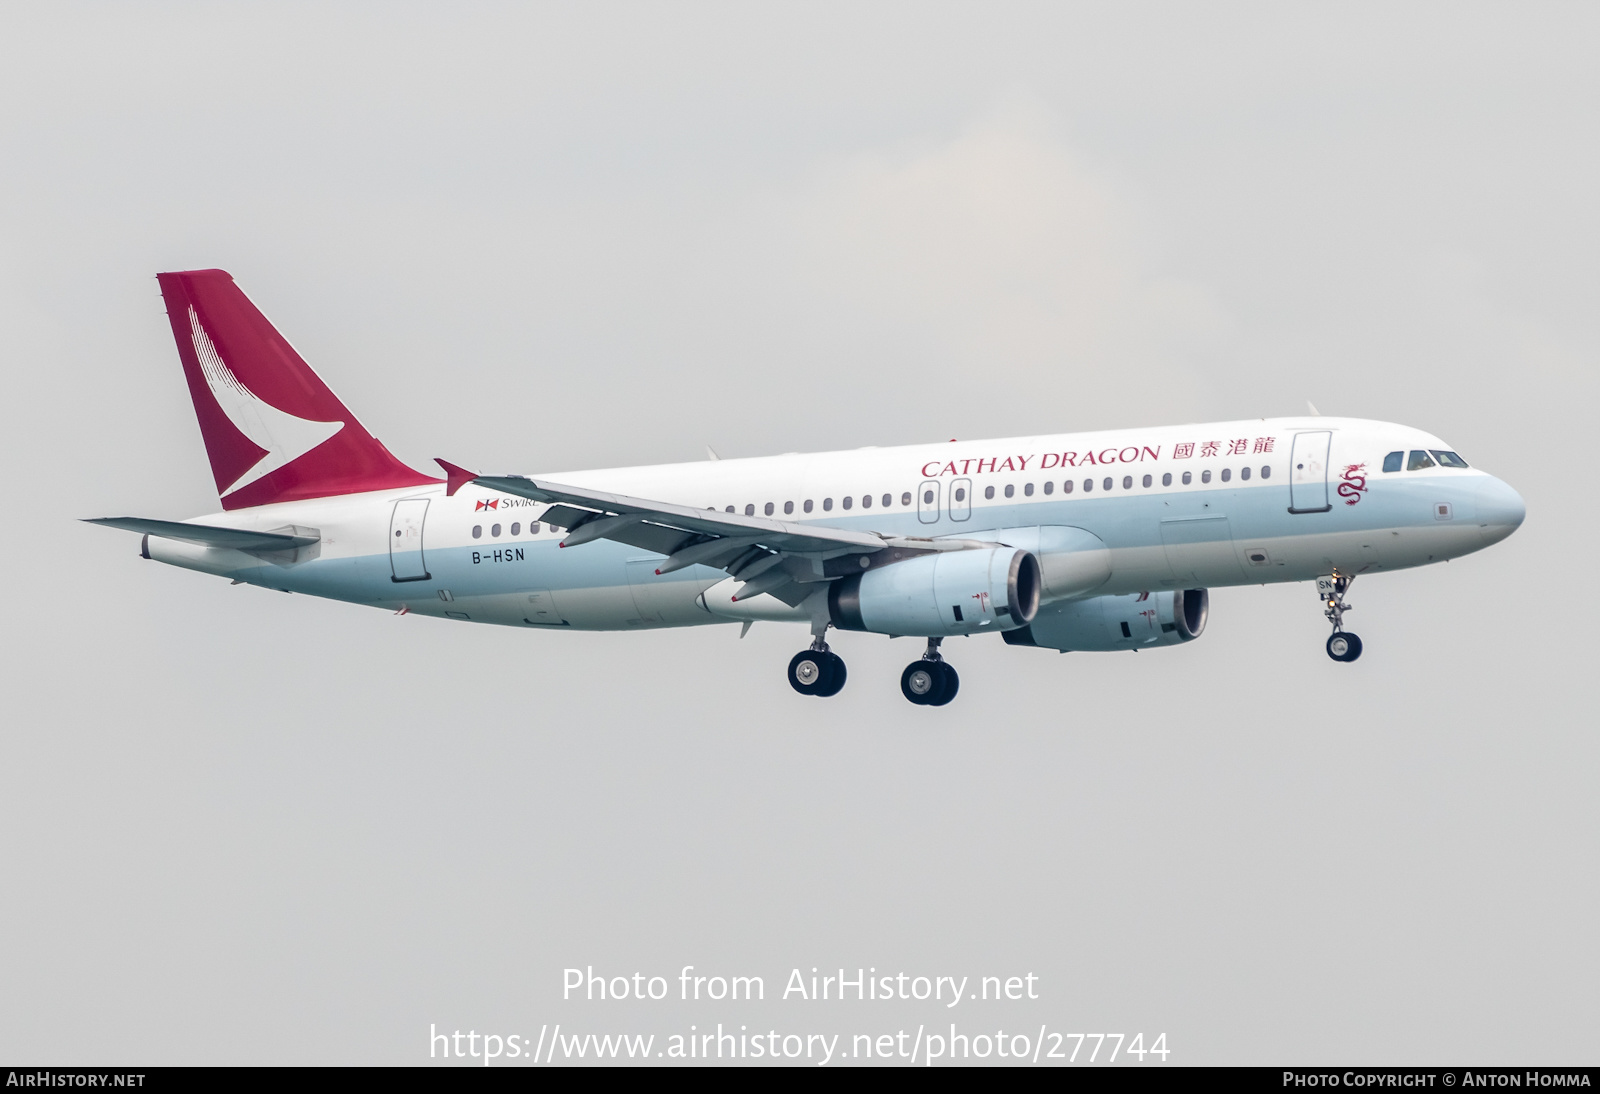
[0,3,1594,1064]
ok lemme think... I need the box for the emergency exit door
[1288,432,1333,514]
[389,498,431,581]
[948,478,972,522]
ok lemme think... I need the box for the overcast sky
[1,3,1595,1065]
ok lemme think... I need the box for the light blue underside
[223,473,1505,623]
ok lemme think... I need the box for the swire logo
[475,499,500,511]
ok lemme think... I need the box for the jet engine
[1003,588,1208,652]
[830,547,1040,637]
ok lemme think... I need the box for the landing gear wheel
[817,653,847,697]
[901,662,938,704]
[1326,632,1363,662]
[927,661,959,706]
[789,649,846,696]
[901,660,959,706]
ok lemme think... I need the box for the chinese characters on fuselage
[919,437,1276,478]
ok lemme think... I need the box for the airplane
[88,269,1526,706]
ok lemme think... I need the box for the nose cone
[1476,476,1526,546]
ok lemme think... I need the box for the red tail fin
[157,269,437,509]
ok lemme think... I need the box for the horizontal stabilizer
[84,517,318,552]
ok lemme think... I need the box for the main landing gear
[1320,571,1363,663]
[785,634,960,705]
[788,637,847,697]
[901,638,959,707]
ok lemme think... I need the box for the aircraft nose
[1476,476,1526,546]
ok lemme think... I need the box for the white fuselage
[140,416,1525,634]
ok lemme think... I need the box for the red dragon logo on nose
[1337,463,1369,506]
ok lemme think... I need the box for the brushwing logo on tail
[188,306,344,495]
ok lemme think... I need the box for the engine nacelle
[964,525,1111,601]
[831,547,1041,637]
[1003,588,1208,652]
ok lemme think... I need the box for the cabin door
[389,498,431,582]
[1288,431,1333,514]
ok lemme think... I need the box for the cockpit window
[1407,450,1436,471]
[1382,451,1403,473]
[1430,449,1470,469]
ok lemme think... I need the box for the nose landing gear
[788,635,847,697]
[901,638,960,706]
[1319,572,1363,662]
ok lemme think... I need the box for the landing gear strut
[788,634,847,697]
[901,638,960,706]
[1320,571,1363,663]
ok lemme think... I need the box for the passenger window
[882,494,892,507]
[1142,474,1152,488]
[1260,466,1271,479]
[1063,480,1074,494]
[492,523,502,537]
[804,500,814,513]
[954,487,966,502]
[1182,471,1192,485]
[1220,469,1231,482]
[861,495,871,508]
[901,492,912,506]
[924,488,936,504]
[1043,481,1054,495]
[1201,470,1212,483]
[764,502,774,516]
[1083,479,1093,492]
[1121,476,1131,489]
[472,525,482,539]
[823,498,833,511]
[1024,483,1034,496]
[1240,467,1250,481]
[1382,451,1403,473]
[1430,450,1470,469]
[1162,472,1172,486]
[725,506,735,513]
[985,486,995,500]
[1004,484,1015,498]
[1407,450,1436,470]
[745,504,755,516]
[842,496,853,510]
[547,524,558,533]
[511,522,521,535]
[1103,477,1113,491]
[783,501,793,515]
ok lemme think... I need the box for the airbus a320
[90,270,1526,705]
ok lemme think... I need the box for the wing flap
[597,522,697,558]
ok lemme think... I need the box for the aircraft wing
[475,474,897,606]
[84,517,319,552]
